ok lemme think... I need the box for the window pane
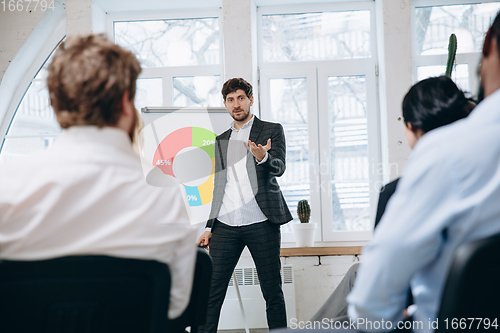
[5,80,60,138]
[417,64,470,93]
[0,41,63,162]
[416,3,500,55]
[269,78,309,226]
[135,78,162,110]
[114,18,221,67]
[328,76,369,231]
[173,76,222,107]
[262,10,371,62]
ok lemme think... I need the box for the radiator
[218,265,296,330]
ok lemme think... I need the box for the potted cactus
[291,200,317,247]
[297,199,311,223]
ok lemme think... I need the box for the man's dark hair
[402,76,472,134]
[483,11,500,58]
[221,78,253,101]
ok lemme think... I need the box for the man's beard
[232,108,250,122]
[478,83,485,103]
[129,106,139,142]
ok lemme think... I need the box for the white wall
[0,9,45,82]
[376,0,414,182]
[283,255,360,321]
[0,0,415,325]
[221,0,260,115]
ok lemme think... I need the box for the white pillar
[66,0,92,36]
[222,0,257,81]
[221,0,259,116]
[376,0,413,181]
[66,0,106,37]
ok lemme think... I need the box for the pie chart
[152,127,217,207]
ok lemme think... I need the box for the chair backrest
[0,255,171,333]
[436,233,500,332]
[169,248,212,333]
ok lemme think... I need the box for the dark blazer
[374,178,400,229]
[205,116,293,228]
[373,177,413,305]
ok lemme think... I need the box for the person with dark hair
[401,76,473,150]
[197,77,292,332]
[221,77,254,102]
[0,34,197,320]
[310,75,474,324]
[375,75,474,228]
[346,11,500,332]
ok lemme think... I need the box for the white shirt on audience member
[0,126,197,319]
[347,88,500,332]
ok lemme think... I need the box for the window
[261,10,371,62]
[0,45,61,164]
[412,0,500,97]
[328,76,370,232]
[110,12,224,110]
[258,2,379,242]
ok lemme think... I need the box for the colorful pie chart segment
[153,127,216,207]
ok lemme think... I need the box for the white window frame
[0,22,65,159]
[317,60,380,242]
[257,1,380,244]
[411,0,499,97]
[260,65,321,244]
[106,9,225,108]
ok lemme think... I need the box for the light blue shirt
[347,88,500,333]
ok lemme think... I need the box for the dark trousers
[199,220,287,332]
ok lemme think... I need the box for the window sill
[280,246,362,257]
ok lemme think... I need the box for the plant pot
[291,223,317,247]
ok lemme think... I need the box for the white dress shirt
[347,88,500,332]
[0,126,197,319]
[216,115,268,227]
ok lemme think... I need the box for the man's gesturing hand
[245,138,271,162]
[197,231,212,250]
